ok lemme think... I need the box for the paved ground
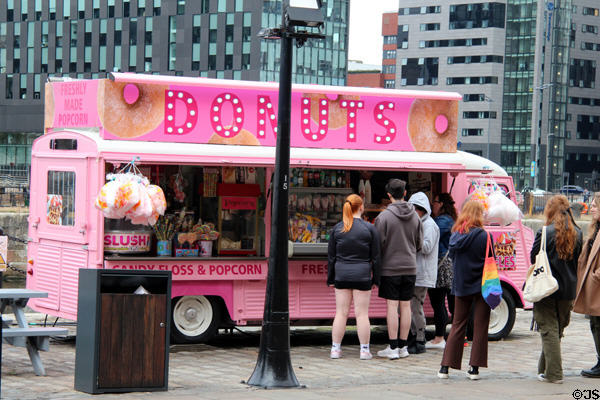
[2,309,600,400]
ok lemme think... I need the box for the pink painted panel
[172,280,234,320]
[105,259,267,281]
[47,80,101,128]
[58,247,87,315]
[46,77,460,153]
[29,243,61,311]
[232,280,267,322]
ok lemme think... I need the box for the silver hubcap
[173,296,213,337]
[489,297,508,334]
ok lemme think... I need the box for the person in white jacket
[407,192,440,354]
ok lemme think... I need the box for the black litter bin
[74,269,171,394]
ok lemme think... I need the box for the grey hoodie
[408,192,440,288]
[374,200,423,276]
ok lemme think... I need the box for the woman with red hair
[438,200,492,380]
[327,194,381,360]
[532,194,582,384]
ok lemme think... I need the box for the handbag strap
[541,226,547,253]
[485,230,493,258]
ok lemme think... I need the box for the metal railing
[0,166,30,207]
[520,192,589,217]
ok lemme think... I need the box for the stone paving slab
[2,310,600,399]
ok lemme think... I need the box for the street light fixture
[247,0,324,389]
[531,83,555,190]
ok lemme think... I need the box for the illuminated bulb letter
[165,90,198,135]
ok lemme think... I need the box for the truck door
[27,133,101,318]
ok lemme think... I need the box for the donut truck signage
[45,73,461,153]
[44,74,461,280]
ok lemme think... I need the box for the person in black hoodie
[328,194,381,360]
[438,200,492,380]
[531,195,582,384]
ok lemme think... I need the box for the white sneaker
[360,351,373,360]
[330,349,342,359]
[398,346,409,358]
[426,340,446,349]
[377,345,400,359]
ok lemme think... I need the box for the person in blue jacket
[427,193,457,349]
[327,194,381,360]
[438,200,493,380]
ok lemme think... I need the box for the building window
[177,0,185,15]
[382,64,396,74]
[384,80,395,88]
[201,0,209,13]
[569,58,596,88]
[153,0,161,16]
[63,0,71,19]
[401,57,438,85]
[20,74,27,99]
[383,50,396,59]
[5,75,13,99]
[582,24,599,34]
[383,35,397,44]
[399,6,440,15]
[78,0,85,19]
[583,7,599,16]
[448,55,503,64]
[463,111,497,119]
[449,3,506,29]
[168,16,176,71]
[461,128,483,136]
[137,0,144,16]
[420,23,440,31]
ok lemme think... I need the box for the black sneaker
[466,366,480,380]
[582,360,600,378]
[438,366,449,379]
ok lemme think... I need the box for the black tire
[488,291,516,341]
[171,295,221,344]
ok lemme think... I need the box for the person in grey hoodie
[407,192,440,354]
[374,179,423,359]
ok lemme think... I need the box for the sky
[348,1,399,66]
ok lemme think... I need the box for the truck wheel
[488,291,516,341]
[171,296,220,344]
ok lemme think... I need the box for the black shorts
[334,280,372,291]
[378,275,416,301]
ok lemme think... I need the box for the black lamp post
[247,0,324,389]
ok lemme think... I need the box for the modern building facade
[391,0,600,191]
[0,0,349,168]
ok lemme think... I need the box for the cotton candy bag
[486,190,523,226]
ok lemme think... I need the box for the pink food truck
[26,73,533,343]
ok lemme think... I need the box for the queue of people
[327,183,600,384]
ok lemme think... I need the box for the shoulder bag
[523,226,559,303]
[482,231,503,309]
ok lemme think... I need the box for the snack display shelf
[290,242,328,256]
[289,187,353,194]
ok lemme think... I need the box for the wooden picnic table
[0,289,68,376]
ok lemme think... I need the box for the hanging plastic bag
[487,190,523,226]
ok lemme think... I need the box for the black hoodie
[374,201,422,276]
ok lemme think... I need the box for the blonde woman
[327,194,381,360]
[531,195,582,384]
